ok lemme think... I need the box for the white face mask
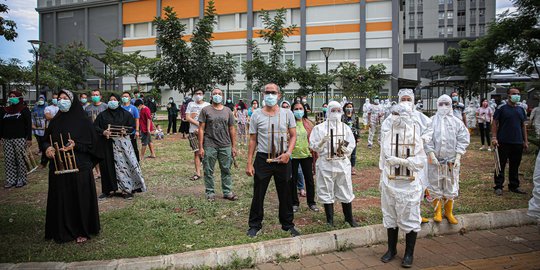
[437,104,452,116]
[399,101,414,112]
[193,94,203,102]
[328,111,342,120]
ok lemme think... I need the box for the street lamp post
[320,47,334,104]
[28,40,43,101]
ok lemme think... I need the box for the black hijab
[94,94,135,130]
[46,89,103,165]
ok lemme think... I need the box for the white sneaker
[479,146,486,151]
[488,147,492,152]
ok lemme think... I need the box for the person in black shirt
[492,87,529,196]
[166,97,179,134]
[342,102,360,175]
[0,90,32,188]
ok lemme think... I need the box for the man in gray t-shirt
[198,88,237,201]
[245,83,299,238]
[85,89,108,122]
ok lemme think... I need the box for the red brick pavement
[254,225,540,270]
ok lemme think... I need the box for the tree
[0,58,31,99]
[242,9,297,91]
[214,52,237,88]
[124,51,157,91]
[150,6,192,95]
[0,3,17,41]
[188,0,217,92]
[292,64,333,96]
[90,38,126,90]
[332,62,388,98]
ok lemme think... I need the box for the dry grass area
[0,122,536,263]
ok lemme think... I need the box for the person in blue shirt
[32,94,48,166]
[122,91,141,162]
[492,87,529,196]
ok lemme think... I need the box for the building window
[447,11,453,19]
[470,9,476,17]
[417,13,423,21]
[447,26,453,35]
[418,0,423,5]
[151,23,157,36]
[232,54,246,74]
[439,0,445,4]
[291,9,301,25]
[134,23,148,38]
[439,11,445,19]
[479,8,485,17]
[410,14,414,22]
[470,25,476,35]
[479,24,485,34]
[409,28,415,38]
[366,48,390,59]
[447,0,453,4]
[439,26,445,35]
[239,13,248,29]
[417,27,423,37]
[123,25,131,38]
[218,14,235,31]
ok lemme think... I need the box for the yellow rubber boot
[444,200,458,225]
[421,217,429,223]
[433,199,443,223]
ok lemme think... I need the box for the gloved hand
[454,154,461,168]
[429,152,439,165]
[386,156,405,166]
[338,144,351,156]
[317,135,330,149]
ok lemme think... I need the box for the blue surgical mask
[264,94,278,107]
[108,100,119,110]
[80,98,87,104]
[52,99,58,105]
[8,97,19,105]
[452,96,459,102]
[510,94,521,103]
[121,97,130,104]
[293,110,304,119]
[212,94,223,104]
[37,100,45,106]
[322,107,327,112]
[58,99,72,112]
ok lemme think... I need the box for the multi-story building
[402,0,496,82]
[37,0,404,105]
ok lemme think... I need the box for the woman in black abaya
[44,89,102,243]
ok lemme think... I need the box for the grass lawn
[0,121,536,263]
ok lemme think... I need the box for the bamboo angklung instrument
[394,133,400,176]
[50,135,58,172]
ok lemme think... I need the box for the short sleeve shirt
[85,103,108,122]
[494,104,526,144]
[122,104,140,119]
[452,102,465,120]
[186,101,210,133]
[44,105,59,118]
[198,105,235,148]
[249,108,296,154]
[139,106,154,133]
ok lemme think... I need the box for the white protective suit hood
[436,94,453,116]
[327,101,343,123]
[398,88,415,112]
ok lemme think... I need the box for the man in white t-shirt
[44,93,59,122]
[185,89,210,181]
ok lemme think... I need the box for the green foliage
[292,64,334,96]
[242,9,297,91]
[331,62,388,98]
[151,1,236,95]
[123,51,158,91]
[90,38,126,90]
[0,3,17,41]
[0,58,31,91]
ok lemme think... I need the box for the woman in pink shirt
[476,98,493,151]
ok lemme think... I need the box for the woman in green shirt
[289,101,319,212]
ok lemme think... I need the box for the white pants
[528,152,540,219]
[380,178,422,233]
[427,163,460,200]
[316,158,355,204]
[368,123,380,145]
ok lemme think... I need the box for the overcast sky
[0,0,519,65]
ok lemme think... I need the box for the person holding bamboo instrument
[43,89,102,243]
[310,101,358,228]
[246,83,299,238]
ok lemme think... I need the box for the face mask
[108,100,119,110]
[151,99,155,102]
[212,94,223,104]
[169,99,173,103]
[293,110,304,119]
[482,102,488,107]
[328,111,342,120]
[437,105,452,116]
[510,94,521,103]
[91,96,100,103]
[52,99,58,105]
[38,100,45,106]
[8,97,19,105]
[322,107,328,112]
[80,98,87,104]
[264,94,278,107]
[135,94,140,98]
[452,96,459,102]
[374,99,380,104]
[193,94,203,102]
[121,97,130,104]
[399,101,413,112]
[58,99,72,112]
[227,99,232,104]
[302,99,307,103]
[345,108,353,113]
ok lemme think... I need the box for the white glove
[454,154,462,168]
[339,144,351,156]
[386,156,404,166]
[429,152,439,165]
[317,135,330,149]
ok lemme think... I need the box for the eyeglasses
[282,105,289,109]
[264,91,278,95]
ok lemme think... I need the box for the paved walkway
[253,225,540,270]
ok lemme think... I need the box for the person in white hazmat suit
[310,101,358,228]
[367,97,384,149]
[379,104,427,268]
[465,101,478,130]
[397,89,433,223]
[362,98,371,129]
[527,151,540,219]
[426,95,470,225]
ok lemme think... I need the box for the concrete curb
[1,208,536,270]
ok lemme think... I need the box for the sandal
[223,193,239,201]
[190,175,201,181]
[76,237,88,244]
[207,194,216,202]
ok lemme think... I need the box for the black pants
[290,157,315,206]
[248,152,294,231]
[167,115,177,134]
[479,122,491,146]
[494,143,523,190]
[34,135,48,166]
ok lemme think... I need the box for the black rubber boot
[323,203,334,227]
[341,202,359,227]
[380,228,399,263]
[401,231,417,268]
